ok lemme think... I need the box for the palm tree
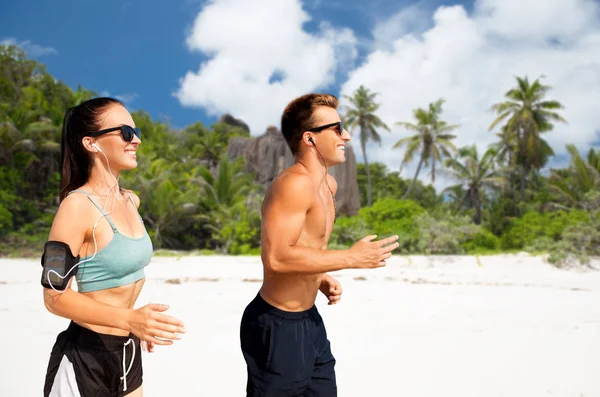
[489,76,566,203]
[0,121,24,167]
[393,99,458,198]
[124,156,202,248]
[548,144,600,209]
[443,184,468,212]
[490,125,519,211]
[193,155,263,252]
[71,85,96,106]
[194,155,259,208]
[206,201,262,254]
[587,148,600,172]
[491,126,517,169]
[444,145,505,224]
[343,85,389,206]
[18,117,62,199]
[194,132,224,171]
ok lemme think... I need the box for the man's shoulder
[265,169,315,210]
[326,173,338,194]
[271,167,314,193]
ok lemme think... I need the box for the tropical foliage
[1,44,599,266]
[0,44,259,256]
[393,99,458,198]
[343,85,389,206]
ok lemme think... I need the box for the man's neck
[295,151,328,181]
[294,151,337,221]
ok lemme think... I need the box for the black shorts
[240,293,337,397]
[44,321,143,397]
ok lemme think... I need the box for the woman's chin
[120,160,138,170]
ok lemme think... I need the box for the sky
[2,0,600,186]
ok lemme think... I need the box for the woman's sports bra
[68,190,153,293]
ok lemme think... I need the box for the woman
[42,97,185,397]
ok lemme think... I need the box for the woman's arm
[43,194,185,344]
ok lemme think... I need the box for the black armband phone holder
[41,241,80,290]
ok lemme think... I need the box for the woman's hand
[141,340,155,353]
[127,304,186,346]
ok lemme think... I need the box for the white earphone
[48,139,119,293]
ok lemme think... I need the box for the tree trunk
[361,140,372,206]
[473,187,482,225]
[155,225,161,248]
[458,190,470,211]
[520,165,527,215]
[517,126,527,216]
[155,214,166,248]
[508,150,517,217]
[403,155,424,199]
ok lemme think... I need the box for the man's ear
[302,132,315,146]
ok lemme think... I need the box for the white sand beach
[0,254,599,397]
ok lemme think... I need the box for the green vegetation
[394,98,458,197]
[343,85,389,206]
[0,44,258,256]
[1,44,599,266]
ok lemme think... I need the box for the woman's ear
[81,137,97,153]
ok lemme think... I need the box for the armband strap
[41,241,80,290]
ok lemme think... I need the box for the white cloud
[99,91,139,105]
[340,0,600,189]
[114,93,139,104]
[371,4,430,51]
[175,0,357,134]
[1,37,57,57]
[475,0,599,42]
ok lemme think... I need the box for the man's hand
[349,235,399,269]
[320,274,342,305]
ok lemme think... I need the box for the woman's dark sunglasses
[307,121,344,136]
[85,125,141,142]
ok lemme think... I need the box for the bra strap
[67,190,118,232]
[125,192,145,224]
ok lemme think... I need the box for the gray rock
[329,145,360,216]
[218,114,250,133]
[227,125,360,216]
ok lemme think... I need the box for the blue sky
[1,0,470,129]
[2,0,599,184]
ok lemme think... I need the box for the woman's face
[91,104,141,172]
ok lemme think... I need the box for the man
[240,93,399,396]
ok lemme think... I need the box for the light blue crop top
[68,190,153,293]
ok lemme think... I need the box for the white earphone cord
[49,145,134,393]
[308,140,337,218]
[47,146,120,293]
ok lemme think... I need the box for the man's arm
[261,173,398,275]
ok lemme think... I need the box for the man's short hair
[281,93,339,154]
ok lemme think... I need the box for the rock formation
[218,114,250,134]
[227,125,360,216]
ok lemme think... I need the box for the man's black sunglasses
[85,125,141,142]
[307,121,344,135]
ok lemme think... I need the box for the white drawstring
[121,338,135,392]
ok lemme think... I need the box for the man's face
[308,106,351,166]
